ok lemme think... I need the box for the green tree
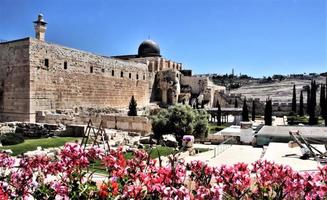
[320,84,326,119]
[128,95,137,116]
[152,109,170,138]
[299,91,304,116]
[242,98,249,122]
[325,94,327,126]
[309,80,318,125]
[217,100,222,126]
[306,85,310,115]
[292,84,297,113]
[264,99,272,125]
[252,100,256,121]
[234,98,238,108]
[193,109,209,139]
[152,105,209,145]
[324,77,327,126]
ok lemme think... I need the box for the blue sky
[0,0,326,77]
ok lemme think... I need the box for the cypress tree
[313,80,317,108]
[325,77,327,117]
[306,85,311,115]
[309,80,317,125]
[292,84,296,113]
[128,95,138,116]
[325,94,327,126]
[299,91,304,116]
[234,98,238,108]
[252,100,256,121]
[325,77,327,126]
[217,100,222,126]
[264,99,272,125]
[321,84,326,118]
[242,98,249,122]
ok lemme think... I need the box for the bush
[152,105,209,145]
[0,132,25,145]
[287,115,308,125]
[193,109,209,139]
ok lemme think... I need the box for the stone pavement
[263,142,325,172]
[183,144,263,167]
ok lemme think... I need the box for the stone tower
[33,14,47,41]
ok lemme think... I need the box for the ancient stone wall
[29,38,149,122]
[181,76,225,107]
[205,80,226,107]
[102,115,152,134]
[180,76,208,95]
[36,112,151,134]
[0,38,31,122]
[156,69,181,104]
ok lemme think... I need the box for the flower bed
[0,143,326,199]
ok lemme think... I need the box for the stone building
[0,14,225,122]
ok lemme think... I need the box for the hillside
[228,76,326,104]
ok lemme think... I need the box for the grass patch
[208,122,228,134]
[124,146,176,160]
[90,147,210,174]
[148,146,176,159]
[287,115,308,125]
[89,146,176,174]
[0,137,80,156]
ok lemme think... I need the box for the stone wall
[206,80,226,107]
[0,38,31,122]
[102,115,151,134]
[181,76,226,107]
[29,38,149,122]
[156,69,181,104]
[36,112,152,134]
[181,76,208,95]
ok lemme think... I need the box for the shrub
[0,132,25,145]
[152,105,209,144]
[193,109,209,139]
[287,115,308,125]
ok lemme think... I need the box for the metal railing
[213,137,235,158]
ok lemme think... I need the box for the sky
[0,0,326,77]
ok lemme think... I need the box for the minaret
[33,14,47,41]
